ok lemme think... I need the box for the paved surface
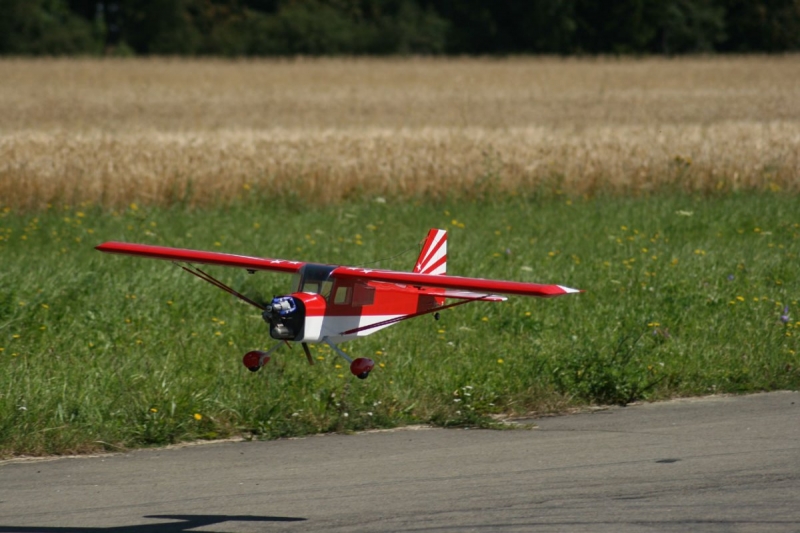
[0,391,798,533]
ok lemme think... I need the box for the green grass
[1,194,798,457]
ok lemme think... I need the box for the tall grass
[1,195,797,457]
[2,57,800,210]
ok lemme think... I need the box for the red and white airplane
[96,229,581,379]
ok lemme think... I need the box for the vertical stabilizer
[414,228,447,275]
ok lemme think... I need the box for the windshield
[296,264,336,299]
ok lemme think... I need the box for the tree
[719,0,800,51]
[0,0,99,54]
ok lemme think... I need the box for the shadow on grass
[0,514,306,532]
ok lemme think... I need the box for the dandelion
[497,358,504,364]
[193,413,202,421]
[150,408,158,413]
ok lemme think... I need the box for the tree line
[1,0,799,56]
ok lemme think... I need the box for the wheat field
[2,56,799,209]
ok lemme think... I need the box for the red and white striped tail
[414,228,447,275]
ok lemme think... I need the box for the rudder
[414,228,447,275]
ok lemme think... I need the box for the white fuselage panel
[300,314,403,344]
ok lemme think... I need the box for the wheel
[350,357,375,378]
[243,350,269,372]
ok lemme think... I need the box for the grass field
[1,57,799,457]
[1,195,798,457]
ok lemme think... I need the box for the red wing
[95,242,305,274]
[332,267,581,298]
[438,290,507,302]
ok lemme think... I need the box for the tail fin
[414,228,447,275]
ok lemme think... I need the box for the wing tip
[557,285,583,294]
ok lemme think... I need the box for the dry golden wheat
[1,57,799,209]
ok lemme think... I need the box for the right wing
[95,242,305,274]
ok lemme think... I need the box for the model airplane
[96,229,581,379]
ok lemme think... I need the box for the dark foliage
[1,0,798,55]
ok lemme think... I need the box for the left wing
[95,242,305,274]
[331,267,581,298]
[438,290,506,302]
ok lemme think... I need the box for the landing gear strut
[243,340,375,379]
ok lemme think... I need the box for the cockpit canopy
[292,263,337,298]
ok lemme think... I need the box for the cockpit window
[333,286,351,305]
[301,281,321,294]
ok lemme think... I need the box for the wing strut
[177,263,265,311]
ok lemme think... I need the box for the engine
[263,295,305,340]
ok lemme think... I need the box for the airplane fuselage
[264,279,444,344]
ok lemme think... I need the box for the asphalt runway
[1,391,798,533]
